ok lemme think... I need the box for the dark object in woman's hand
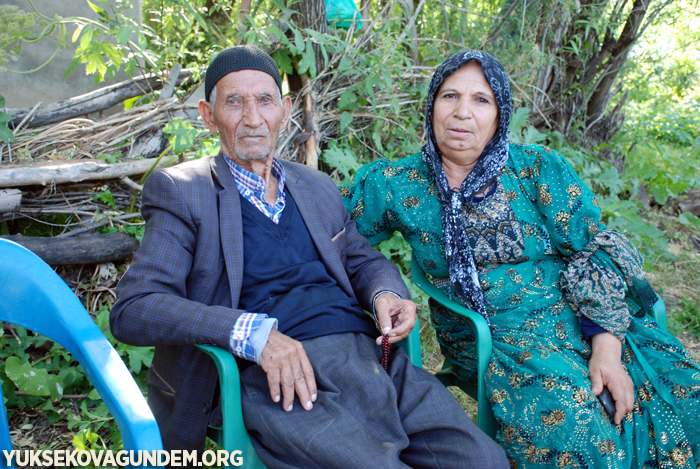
[598,386,616,415]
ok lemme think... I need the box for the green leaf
[509,107,529,139]
[339,112,353,133]
[126,347,154,374]
[522,126,546,144]
[73,429,100,451]
[0,95,5,108]
[87,0,106,15]
[162,118,197,154]
[0,125,15,144]
[305,40,316,78]
[297,54,310,75]
[679,212,700,228]
[293,29,305,56]
[79,27,94,51]
[98,226,120,235]
[372,130,384,154]
[338,56,352,73]
[96,153,117,164]
[117,26,132,46]
[122,224,146,244]
[193,138,220,160]
[58,367,84,391]
[71,25,83,43]
[271,49,293,76]
[88,388,101,400]
[321,142,360,182]
[338,90,356,111]
[183,1,209,32]
[5,357,63,401]
[94,190,117,210]
[596,167,625,195]
[84,43,108,77]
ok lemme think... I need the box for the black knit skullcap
[204,45,282,102]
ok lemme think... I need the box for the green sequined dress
[341,143,700,468]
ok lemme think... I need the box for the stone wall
[0,0,141,110]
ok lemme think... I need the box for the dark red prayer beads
[380,335,390,371]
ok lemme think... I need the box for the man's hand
[259,329,317,412]
[588,332,634,424]
[374,293,417,345]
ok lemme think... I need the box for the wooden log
[7,69,194,129]
[0,232,140,265]
[0,158,174,188]
[0,189,22,213]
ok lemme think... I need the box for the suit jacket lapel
[211,154,244,307]
[284,162,352,296]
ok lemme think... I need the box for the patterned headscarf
[421,50,512,327]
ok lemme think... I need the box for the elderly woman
[341,50,700,468]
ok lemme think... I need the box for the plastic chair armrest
[650,297,667,332]
[195,345,266,469]
[74,340,163,468]
[410,254,496,438]
[410,255,492,362]
[397,319,422,368]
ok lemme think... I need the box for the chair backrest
[0,239,163,468]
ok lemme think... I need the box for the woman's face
[431,61,499,168]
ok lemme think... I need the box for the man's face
[199,70,291,164]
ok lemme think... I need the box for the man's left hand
[374,293,417,345]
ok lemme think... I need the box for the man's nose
[241,100,264,126]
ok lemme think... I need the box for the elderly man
[110,45,508,468]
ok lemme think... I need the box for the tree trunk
[585,0,650,125]
[360,0,372,23]
[529,0,667,154]
[287,0,329,93]
[290,0,329,37]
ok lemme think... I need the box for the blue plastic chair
[196,319,422,469]
[0,239,163,468]
[410,252,668,439]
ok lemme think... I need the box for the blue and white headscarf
[421,50,512,327]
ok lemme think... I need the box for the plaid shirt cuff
[230,313,277,363]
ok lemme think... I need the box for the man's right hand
[259,329,317,412]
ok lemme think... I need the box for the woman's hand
[588,332,635,424]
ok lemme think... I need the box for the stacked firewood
[0,69,203,265]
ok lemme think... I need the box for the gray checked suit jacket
[110,153,410,450]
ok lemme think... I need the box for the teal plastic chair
[0,239,163,469]
[196,319,422,469]
[410,252,668,439]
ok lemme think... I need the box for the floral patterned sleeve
[514,145,654,341]
[339,159,397,246]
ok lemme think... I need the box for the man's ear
[281,95,292,128]
[199,99,218,134]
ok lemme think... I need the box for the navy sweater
[237,190,378,342]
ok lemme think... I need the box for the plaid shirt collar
[223,154,286,224]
